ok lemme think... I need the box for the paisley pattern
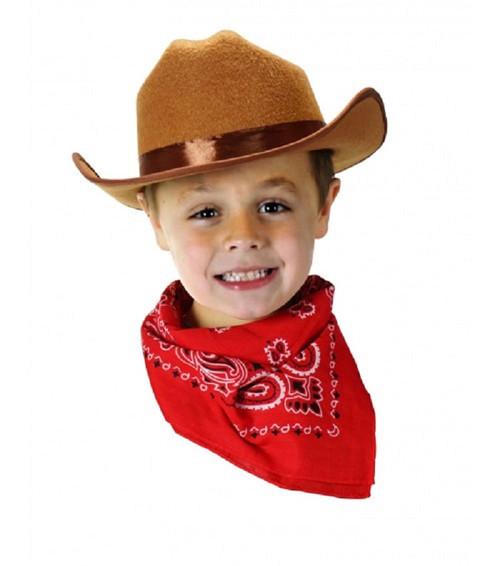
[264,338,292,366]
[140,275,376,498]
[170,340,325,414]
[234,371,286,410]
[142,276,341,429]
[284,342,321,375]
[176,349,249,396]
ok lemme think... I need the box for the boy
[73,30,387,498]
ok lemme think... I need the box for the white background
[3,0,499,564]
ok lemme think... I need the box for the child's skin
[136,151,340,328]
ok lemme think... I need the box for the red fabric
[141,275,376,498]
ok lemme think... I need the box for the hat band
[139,120,325,175]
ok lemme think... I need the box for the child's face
[137,151,339,328]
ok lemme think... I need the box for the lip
[214,267,278,290]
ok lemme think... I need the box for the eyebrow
[176,176,298,204]
[257,177,298,193]
[176,184,211,205]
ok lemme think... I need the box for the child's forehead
[156,151,313,195]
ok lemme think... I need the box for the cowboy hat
[72,30,387,209]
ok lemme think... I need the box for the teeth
[220,269,271,282]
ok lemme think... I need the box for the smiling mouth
[216,268,275,282]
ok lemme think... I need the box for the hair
[310,148,335,207]
[141,148,334,218]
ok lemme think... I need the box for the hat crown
[136,31,323,156]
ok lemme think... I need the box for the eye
[190,207,218,220]
[259,201,290,214]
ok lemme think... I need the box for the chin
[228,306,278,324]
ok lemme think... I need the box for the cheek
[166,230,212,273]
[276,223,316,266]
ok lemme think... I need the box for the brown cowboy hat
[72,30,387,210]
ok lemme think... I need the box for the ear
[315,178,340,239]
[136,190,170,251]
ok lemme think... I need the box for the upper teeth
[220,269,270,282]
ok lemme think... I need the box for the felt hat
[72,30,387,210]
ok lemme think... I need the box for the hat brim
[73,87,386,210]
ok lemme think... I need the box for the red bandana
[141,276,376,498]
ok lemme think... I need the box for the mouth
[215,267,278,290]
[215,268,276,283]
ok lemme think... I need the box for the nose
[223,212,264,252]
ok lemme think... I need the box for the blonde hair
[142,183,160,218]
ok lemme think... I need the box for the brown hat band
[139,120,325,176]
